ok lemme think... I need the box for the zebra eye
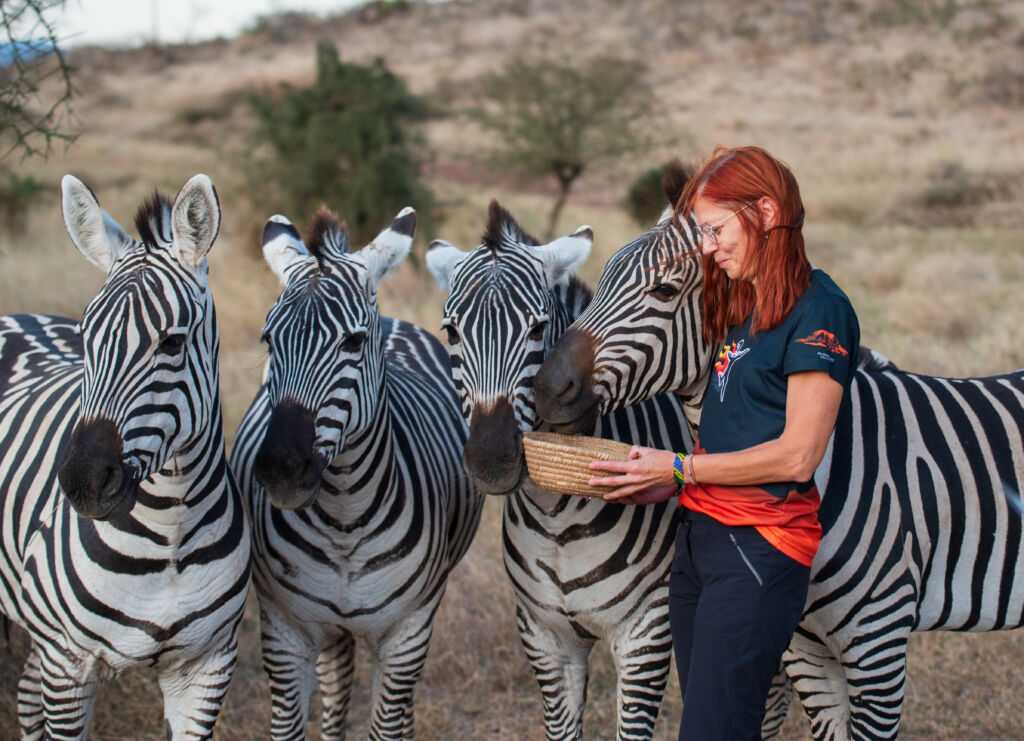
[528,322,547,342]
[444,325,460,346]
[651,283,679,301]
[341,333,366,354]
[159,332,187,356]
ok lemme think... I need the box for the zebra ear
[540,225,593,287]
[261,215,313,286]
[170,174,221,271]
[426,239,469,294]
[356,207,416,287]
[60,175,132,273]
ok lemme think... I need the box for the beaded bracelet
[673,452,687,489]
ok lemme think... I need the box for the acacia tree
[471,54,656,240]
[0,1,73,235]
[0,0,74,160]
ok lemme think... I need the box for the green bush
[0,170,45,237]
[243,41,437,249]
[922,160,992,209]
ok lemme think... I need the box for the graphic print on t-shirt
[795,329,848,357]
[714,339,752,402]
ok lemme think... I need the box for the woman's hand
[588,446,678,503]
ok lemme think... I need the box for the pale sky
[55,0,368,47]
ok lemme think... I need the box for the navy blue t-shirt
[697,269,860,498]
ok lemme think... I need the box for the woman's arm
[590,370,843,502]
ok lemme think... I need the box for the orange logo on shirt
[796,329,848,357]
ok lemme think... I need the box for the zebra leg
[36,651,98,741]
[260,604,320,741]
[17,645,44,740]
[516,604,592,741]
[759,666,794,739]
[844,633,909,740]
[317,630,356,741]
[159,640,239,740]
[368,603,440,741]
[784,630,851,741]
[608,609,672,740]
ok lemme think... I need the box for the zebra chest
[19,520,246,670]
[263,526,439,634]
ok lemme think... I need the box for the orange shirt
[678,482,821,567]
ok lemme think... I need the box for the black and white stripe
[230,207,481,740]
[427,201,692,740]
[535,205,1024,740]
[0,175,250,740]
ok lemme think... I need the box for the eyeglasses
[694,203,754,249]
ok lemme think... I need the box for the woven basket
[522,431,633,497]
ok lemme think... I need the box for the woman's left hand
[588,446,678,502]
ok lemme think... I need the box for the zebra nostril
[558,379,578,402]
[99,464,120,496]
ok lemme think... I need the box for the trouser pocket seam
[729,532,764,587]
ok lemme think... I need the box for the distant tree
[244,41,437,248]
[470,54,656,240]
[0,0,74,160]
[625,160,692,228]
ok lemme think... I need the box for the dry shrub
[975,61,1024,107]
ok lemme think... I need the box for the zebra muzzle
[57,418,138,519]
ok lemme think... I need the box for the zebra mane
[483,200,540,254]
[133,191,173,248]
[556,274,593,320]
[857,345,898,372]
[305,205,349,260]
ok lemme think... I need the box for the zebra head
[427,201,592,495]
[56,174,222,519]
[252,206,416,509]
[535,163,710,434]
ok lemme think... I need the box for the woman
[589,145,860,740]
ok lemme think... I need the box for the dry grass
[2,0,1024,738]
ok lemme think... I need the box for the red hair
[676,146,811,345]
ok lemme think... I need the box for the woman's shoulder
[802,269,856,313]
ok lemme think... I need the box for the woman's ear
[757,196,779,230]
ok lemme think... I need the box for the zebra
[532,180,1024,739]
[0,174,251,740]
[425,200,693,740]
[230,206,482,740]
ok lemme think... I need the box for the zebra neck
[127,372,229,534]
[515,480,579,517]
[676,364,712,439]
[315,383,400,522]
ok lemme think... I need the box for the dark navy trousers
[669,509,810,740]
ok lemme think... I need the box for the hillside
[1,0,1023,738]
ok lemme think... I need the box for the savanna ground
[1,0,1024,738]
